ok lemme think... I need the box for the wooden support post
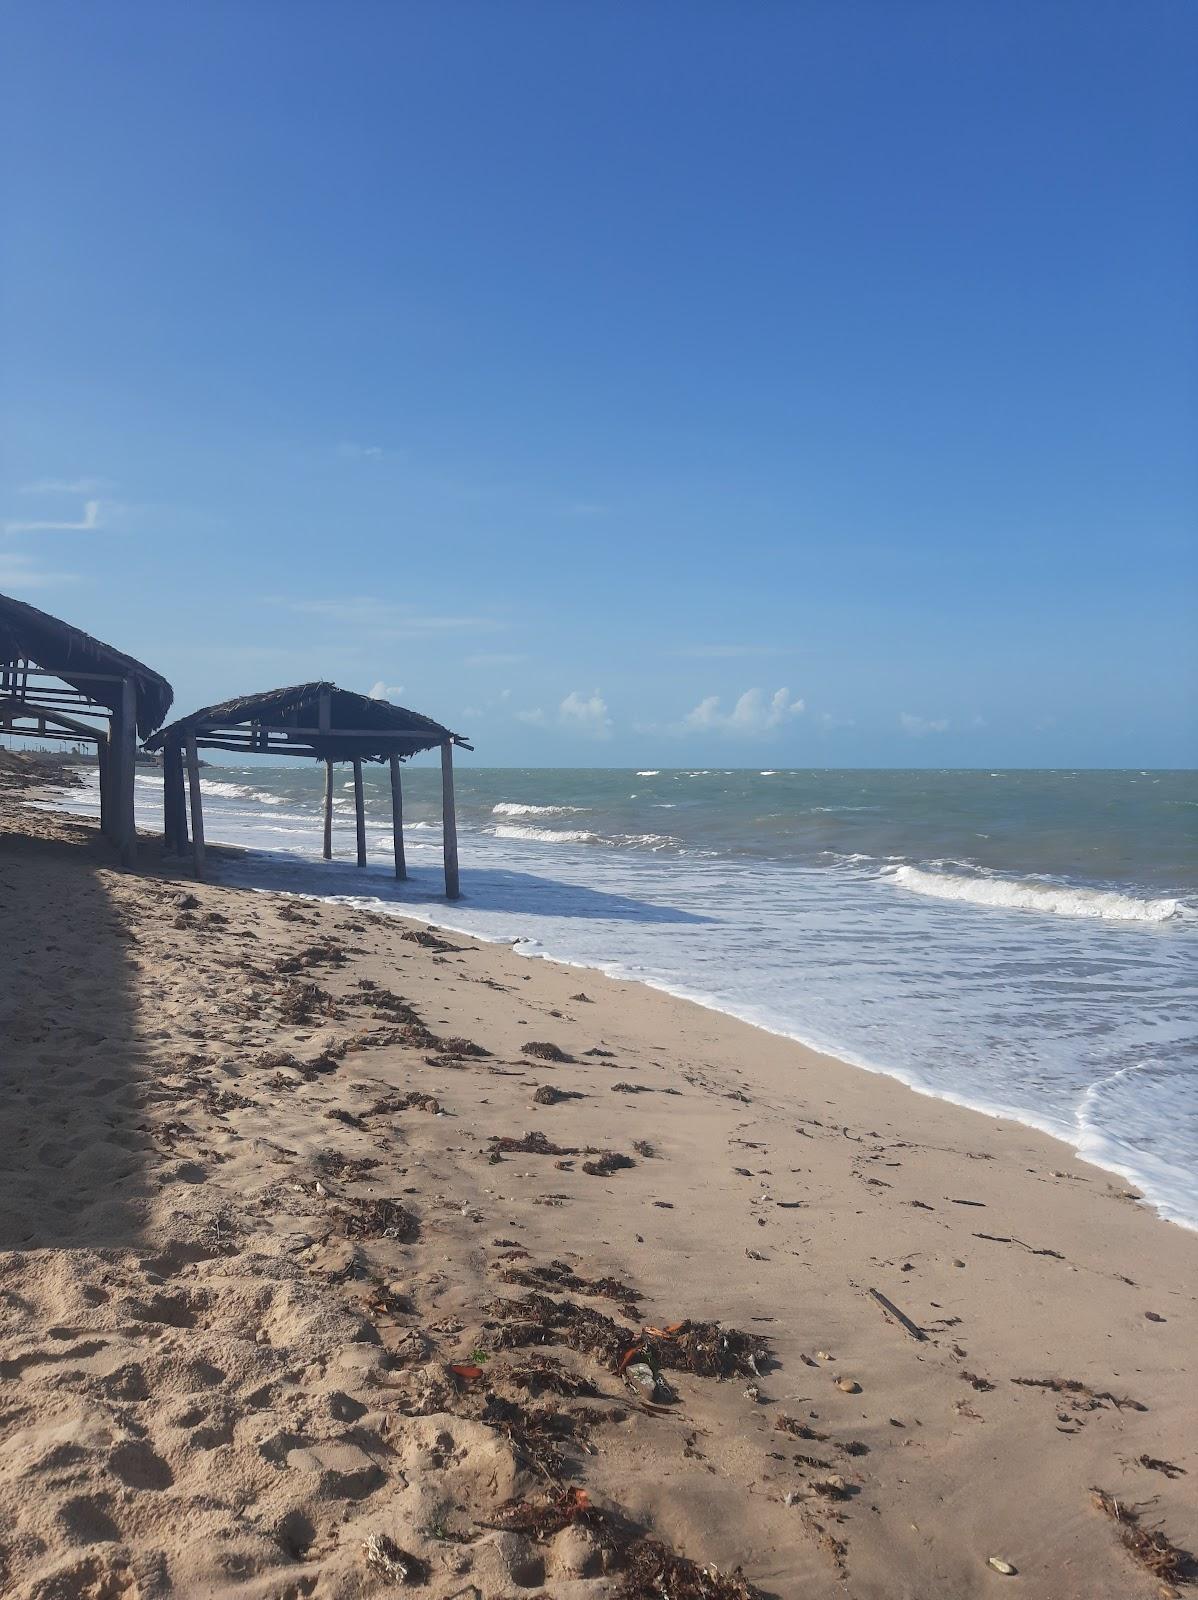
[163,739,177,851]
[389,753,407,879]
[175,741,189,851]
[97,734,112,839]
[353,756,367,867]
[322,758,334,860]
[441,740,460,899]
[118,675,138,868]
[185,734,206,880]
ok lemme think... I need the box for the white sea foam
[491,802,587,818]
[635,770,660,776]
[888,864,1184,923]
[492,824,598,844]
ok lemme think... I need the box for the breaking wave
[888,864,1185,923]
[492,824,598,844]
[491,802,587,818]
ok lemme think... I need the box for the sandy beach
[2,764,1195,1600]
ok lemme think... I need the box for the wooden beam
[0,698,106,738]
[389,753,407,879]
[441,740,459,899]
[353,756,367,867]
[118,676,138,868]
[185,734,206,880]
[323,758,334,860]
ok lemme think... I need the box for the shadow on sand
[0,821,149,1251]
[213,842,712,926]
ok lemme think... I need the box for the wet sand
[2,768,1195,1599]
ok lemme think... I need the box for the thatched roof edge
[0,591,174,737]
[144,681,467,758]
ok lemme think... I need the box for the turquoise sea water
[66,765,1198,1228]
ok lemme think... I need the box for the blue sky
[2,1,1195,767]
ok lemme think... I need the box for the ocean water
[60,765,1198,1229]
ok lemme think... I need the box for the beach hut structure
[144,682,471,896]
[0,592,173,866]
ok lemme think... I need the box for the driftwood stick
[868,1287,927,1341]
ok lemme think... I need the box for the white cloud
[4,499,102,535]
[336,442,391,460]
[683,686,804,734]
[368,681,404,701]
[899,712,950,736]
[671,644,792,660]
[559,689,613,739]
[516,707,546,725]
[0,552,81,590]
[819,711,855,729]
[20,477,111,494]
[275,596,505,635]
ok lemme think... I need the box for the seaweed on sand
[522,1041,576,1063]
[642,1320,769,1381]
[338,1197,420,1242]
[1012,1377,1146,1412]
[275,940,346,974]
[278,981,339,1024]
[481,1291,770,1383]
[498,1259,640,1312]
[482,1491,763,1598]
[617,1539,760,1599]
[581,1151,636,1176]
[490,1131,579,1157]
[1091,1487,1195,1585]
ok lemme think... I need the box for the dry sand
[2,765,1195,1599]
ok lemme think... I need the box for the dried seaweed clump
[353,979,426,1028]
[1012,1376,1146,1412]
[522,1041,576,1063]
[278,981,338,1024]
[499,1259,640,1312]
[339,1198,419,1242]
[490,1131,579,1157]
[275,940,346,974]
[1091,1487,1193,1585]
[618,1539,759,1599]
[401,927,462,952]
[644,1320,769,1381]
[775,1415,829,1442]
[481,1291,635,1368]
[480,1291,770,1386]
[582,1152,636,1177]
[483,1491,762,1599]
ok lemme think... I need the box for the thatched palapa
[145,682,472,896]
[1,591,173,864]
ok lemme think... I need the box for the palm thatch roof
[0,591,173,737]
[144,681,469,761]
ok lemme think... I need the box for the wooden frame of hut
[144,682,472,896]
[0,592,173,866]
